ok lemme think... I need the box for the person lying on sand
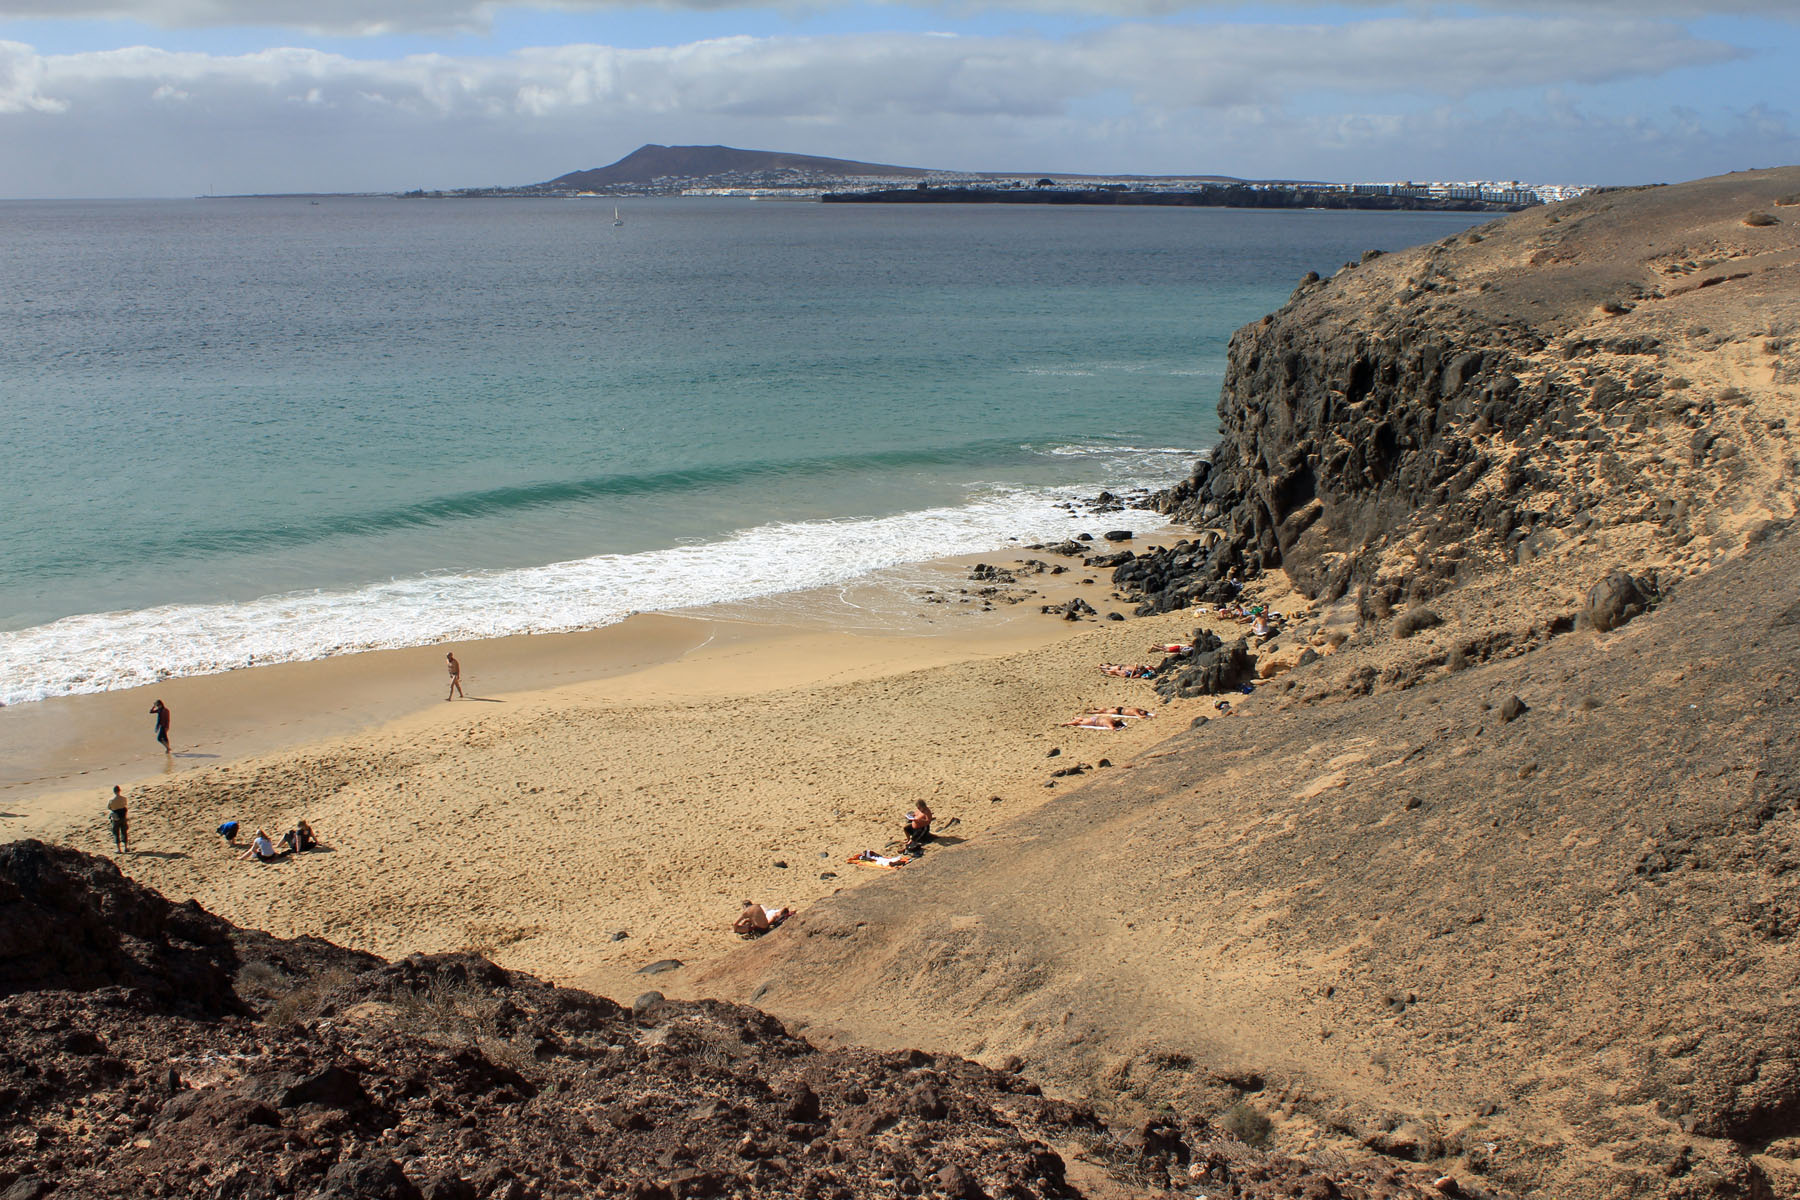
[1150,643,1192,655]
[733,901,792,937]
[1061,714,1126,730]
[1085,706,1153,718]
[237,829,288,863]
[852,850,908,868]
[1100,663,1156,678]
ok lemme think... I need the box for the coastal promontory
[703,167,1800,1199]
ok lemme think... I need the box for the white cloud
[0,18,1780,195]
[0,17,1741,119]
[0,0,1795,31]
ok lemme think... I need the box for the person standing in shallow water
[107,785,129,852]
[446,652,463,701]
[149,699,171,753]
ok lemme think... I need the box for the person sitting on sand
[1251,615,1273,640]
[238,829,287,863]
[1062,713,1126,730]
[733,901,792,937]
[1086,706,1153,718]
[279,820,318,854]
[218,820,240,845]
[903,800,934,849]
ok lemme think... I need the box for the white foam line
[0,479,1176,706]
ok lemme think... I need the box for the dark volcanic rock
[0,845,1130,1200]
[319,1158,424,1200]
[1153,631,1255,700]
[0,839,242,1014]
[1583,567,1656,631]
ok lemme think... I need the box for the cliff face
[699,168,1800,1200]
[1126,168,1800,619]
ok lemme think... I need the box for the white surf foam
[0,464,1197,707]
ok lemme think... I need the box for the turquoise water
[0,197,1487,703]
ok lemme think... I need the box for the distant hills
[397,143,1529,212]
[540,144,930,191]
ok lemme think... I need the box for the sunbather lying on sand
[1100,663,1157,678]
[1086,706,1153,718]
[851,849,909,868]
[1061,713,1127,729]
[733,901,792,937]
[1150,643,1192,655]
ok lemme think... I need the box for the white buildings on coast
[673,175,1594,207]
[1339,179,1591,205]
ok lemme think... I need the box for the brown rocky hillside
[696,168,1800,1200]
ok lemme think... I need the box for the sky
[0,1,1795,197]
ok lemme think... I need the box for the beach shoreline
[1,524,1256,1001]
[0,529,1177,804]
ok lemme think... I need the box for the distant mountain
[541,144,931,191]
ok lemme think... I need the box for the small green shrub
[1220,1101,1273,1148]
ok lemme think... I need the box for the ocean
[0,197,1488,706]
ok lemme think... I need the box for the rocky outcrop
[1120,168,1800,621]
[0,841,1477,1200]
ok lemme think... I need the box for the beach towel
[849,850,909,869]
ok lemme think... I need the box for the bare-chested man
[733,901,791,936]
[446,652,463,700]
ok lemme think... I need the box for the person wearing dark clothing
[149,699,171,752]
[107,785,129,852]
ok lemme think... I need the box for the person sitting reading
[903,800,934,849]
[733,901,792,937]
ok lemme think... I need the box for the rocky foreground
[0,840,1477,1199]
[700,168,1800,1200]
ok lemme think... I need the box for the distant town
[394,145,1592,212]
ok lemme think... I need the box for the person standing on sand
[149,699,171,753]
[107,785,129,852]
[446,652,464,700]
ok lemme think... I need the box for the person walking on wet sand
[446,652,464,701]
[107,785,129,853]
[149,699,171,753]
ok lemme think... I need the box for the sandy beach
[3,534,1266,1001]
